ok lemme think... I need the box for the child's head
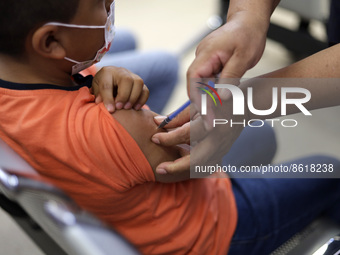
[0,0,114,79]
[0,0,80,57]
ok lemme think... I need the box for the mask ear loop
[44,1,114,30]
[64,57,82,64]
[45,1,115,75]
[44,22,105,29]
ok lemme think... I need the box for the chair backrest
[0,138,141,255]
[0,139,38,176]
[270,216,340,255]
[279,0,330,21]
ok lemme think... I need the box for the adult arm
[198,44,340,171]
[152,0,281,175]
[153,44,340,175]
[243,43,340,120]
[187,0,280,83]
[154,0,280,173]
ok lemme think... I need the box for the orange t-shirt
[0,76,237,255]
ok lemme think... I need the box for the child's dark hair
[0,0,80,57]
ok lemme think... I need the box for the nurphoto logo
[197,81,312,128]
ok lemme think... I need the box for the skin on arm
[242,43,340,120]
[187,0,281,85]
[153,44,340,175]
[92,66,149,113]
[112,109,189,183]
[153,0,282,174]
[152,108,192,175]
[196,44,340,172]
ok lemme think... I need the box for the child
[1,1,340,255]
[0,1,237,254]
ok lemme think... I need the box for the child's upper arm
[111,109,187,183]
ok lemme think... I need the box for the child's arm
[112,109,189,183]
[92,66,149,113]
[91,67,184,182]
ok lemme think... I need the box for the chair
[0,138,141,255]
[178,0,329,59]
[267,0,330,59]
[270,216,340,255]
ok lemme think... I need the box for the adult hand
[171,5,273,177]
[152,107,191,175]
[152,0,279,176]
[152,87,246,177]
[187,9,269,86]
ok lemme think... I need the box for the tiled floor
[1,0,339,254]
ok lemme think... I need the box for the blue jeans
[222,123,277,168]
[97,28,179,114]
[224,125,340,255]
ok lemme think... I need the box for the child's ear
[31,25,66,59]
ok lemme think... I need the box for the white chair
[178,0,330,59]
[1,136,340,255]
[267,0,330,59]
[0,138,140,255]
[279,0,330,21]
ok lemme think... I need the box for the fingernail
[105,104,114,112]
[151,137,160,144]
[134,104,141,110]
[154,115,166,121]
[116,102,123,110]
[156,168,167,175]
[124,102,132,109]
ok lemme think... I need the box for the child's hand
[92,66,149,113]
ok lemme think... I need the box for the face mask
[45,1,115,75]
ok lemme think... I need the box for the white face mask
[45,1,115,75]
